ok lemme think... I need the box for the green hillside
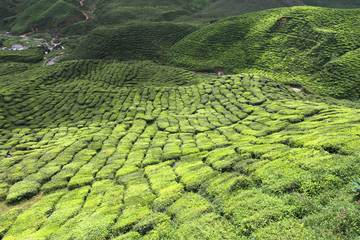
[179,0,304,22]
[1,1,360,240]
[0,0,17,20]
[64,22,198,62]
[304,0,360,8]
[179,0,360,23]
[2,0,360,35]
[170,7,360,99]
[94,0,212,26]
[0,59,360,239]
[0,47,44,63]
[2,0,85,34]
[0,62,30,76]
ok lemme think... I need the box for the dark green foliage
[0,63,30,76]
[304,0,360,8]
[0,48,44,63]
[94,0,211,26]
[181,0,360,23]
[65,22,198,63]
[0,0,17,20]
[3,0,85,34]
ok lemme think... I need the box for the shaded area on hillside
[64,22,198,62]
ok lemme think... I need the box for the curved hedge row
[0,48,44,63]
[316,48,360,98]
[1,64,360,239]
[0,62,30,76]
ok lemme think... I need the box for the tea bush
[1,58,360,239]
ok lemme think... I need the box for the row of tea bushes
[169,7,360,99]
[65,22,198,63]
[0,48,44,63]
[2,65,360,238]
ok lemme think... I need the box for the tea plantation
[64,22,199,62]
[0,0,85,34]
[170,7,360,99]
[0,57,360,239]
[1,1,360,239]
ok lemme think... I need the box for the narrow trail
[0,192,44,211]
[83,12,89,20]
[79,0,89,20]
[50,33,60,47]
[291,87,302,92]
[45,53,67,66]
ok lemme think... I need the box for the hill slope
[2,0,360,34]
[64,22,198,62]
[170,7,360,99]
[1,0,85,34]
[94,0,212,26]
[0,0,17,20]
[179,0,360,23]
[1,60,360,239]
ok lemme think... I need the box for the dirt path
[291,87,302,92]
[287,85,308,94]
[0,192,44,211]
[79,0,89,20]
[83,12,89,20]
[19,33,29,38]
[44,53,67,66]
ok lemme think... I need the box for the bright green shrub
[3,191,65,239]
[6,178,41,204]
[0,208,22,238]
[173,213,238,240]
[112,206,152,235]
[168,192,213,222]
[175,154,217,190]
[223,190,294,235]
[133,213,170,235]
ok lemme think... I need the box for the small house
[217,70,225,76]
[10,45,24,50]
[53,45,64,50]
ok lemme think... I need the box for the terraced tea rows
[170,7,360,99]
[64,22,198,62]
[2,0,85,34]
[1,60,360,239]
[0,48,44,64]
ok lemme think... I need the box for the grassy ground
[1,59,360,239]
